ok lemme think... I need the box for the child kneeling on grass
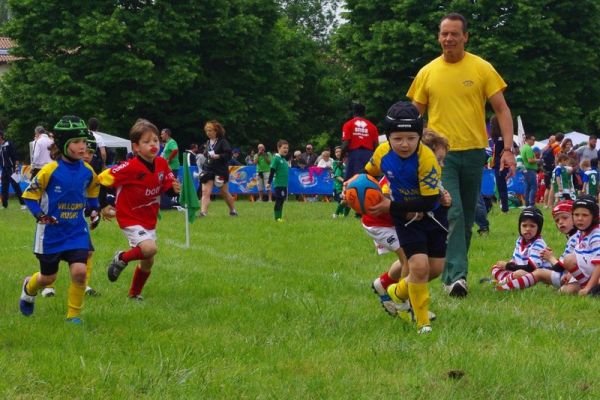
[98,119,180,300]
[556,195,600,295]
[19,116,100,324]
[366,101,448,334]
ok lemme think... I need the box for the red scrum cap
[552,200,573,218]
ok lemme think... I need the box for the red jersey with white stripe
[361,176,393,227]
[342,117,379,151]
[98,156,175,229]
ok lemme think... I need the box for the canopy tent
[537,131,598,150]
[96,131,132,153]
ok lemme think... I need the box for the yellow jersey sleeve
[365,142,390,177]
[417,144,441,197]
[84,163,101,198]
[98,168,116,187]
[22,161,59,201]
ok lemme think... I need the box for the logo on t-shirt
[353,120,369,137]
[463,80,474,87]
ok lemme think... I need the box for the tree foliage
[335,0,600,136]
[0,0,345,155]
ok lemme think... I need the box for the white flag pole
[184,207,190,248]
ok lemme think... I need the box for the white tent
[96,131,132,153]
[537,131,597,150]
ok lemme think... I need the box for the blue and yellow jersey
[23,159,99,254]
[365,142,441,205]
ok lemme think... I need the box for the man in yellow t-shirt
[407,12,516,298]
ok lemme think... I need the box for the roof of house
[0,37,17,63]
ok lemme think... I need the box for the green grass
[2,198,600,399]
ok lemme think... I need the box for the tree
[0,0,345,155]
[335,0,600,136]
[278,0,341,45]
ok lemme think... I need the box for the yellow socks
[387,278,409,302]
[85,255,93,287]
[408,282,430,328]
[26,272,43,296]
[67,282,85,319]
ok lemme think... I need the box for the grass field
[2,198,600,399]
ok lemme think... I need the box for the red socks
[379,272,396,290]
[129,266,151,297]
[121,246,144,263]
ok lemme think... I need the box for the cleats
[19,277,35,316]
[107,251,127,282]
[372,278,400,316]
[85,286,100,296]
[41,287,56,297]
[385,283,437,323]
[128,294,144,301]
[418,325,432,334]
[198,211,207,218]
[66,317,83,325]
[276,218,284,223]
[444,278,468,297]
[229,210,238,216]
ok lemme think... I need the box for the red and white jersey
[98,156,175,229]
[361,176,393,228]
[342,117,379,151]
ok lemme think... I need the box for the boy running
[99,119,180,300]
[366,101,448,334]
[19,116,100,324]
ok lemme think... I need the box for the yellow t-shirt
[407,52,507,151]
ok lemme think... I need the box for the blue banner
[177,165,335,195]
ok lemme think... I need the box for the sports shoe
[477,227,489,236]
[20,205,28,210]
[128,294,144,301]
[85,286,100,296]
[276,218,284,223]
[41,287,56,297]
[396,299,437,322]
[444,278,468,297]
[19,277,35,316]
[107,251,127,282]
[66,317,83,325]
[230,210,239,216]
[418,325,432,334]
[372,278,400,316]
[332,213,338,219]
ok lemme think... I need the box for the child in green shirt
[332,157,350,218]
[267,140,289,221]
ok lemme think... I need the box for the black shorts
[36,249,89,275]
[272,186,288,200]
[199,171,229,184]
[393,208,448,259]
[543,172,552,188]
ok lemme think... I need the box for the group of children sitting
[490,196,600,295]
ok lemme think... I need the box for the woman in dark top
[490,115,509,213]
[199,120,238,217]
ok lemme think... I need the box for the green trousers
[441,149,487,285]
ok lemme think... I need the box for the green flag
[180,153,200,223]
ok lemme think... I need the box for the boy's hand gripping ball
[344,174,383,215]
